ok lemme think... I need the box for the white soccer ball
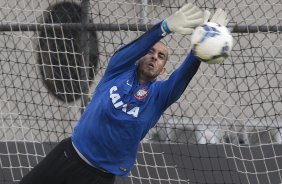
[191,22,233,64]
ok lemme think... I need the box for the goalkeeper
[20,4,227,184]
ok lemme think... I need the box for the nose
[151,54,158,61]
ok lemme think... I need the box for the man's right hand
[161,3,207,35]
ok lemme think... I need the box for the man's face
[137,42,168,81]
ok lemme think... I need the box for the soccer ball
[191,22,233,64]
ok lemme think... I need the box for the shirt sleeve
[157,52,201,111]
[102,21,166,82]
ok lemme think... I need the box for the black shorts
[19,138,115,184]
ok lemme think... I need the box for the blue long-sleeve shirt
[72,21,201,176]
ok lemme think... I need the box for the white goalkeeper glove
[161,3,207,35]
[209,8,228,26]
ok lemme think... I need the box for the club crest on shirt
[134,87,148,100]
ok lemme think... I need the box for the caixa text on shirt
[110,86,139,117]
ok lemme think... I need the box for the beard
[137,63,160,82]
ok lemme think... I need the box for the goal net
[0,0,281,183]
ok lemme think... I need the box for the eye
[158,53,165,60]
[148,49,154,54]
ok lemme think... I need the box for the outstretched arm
[103,3,206,81]
[104,21,166,78]
[157,9,228,111]
[157,52,201,111]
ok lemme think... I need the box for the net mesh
[0,0,282,183]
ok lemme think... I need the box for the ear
[160,67,166,75]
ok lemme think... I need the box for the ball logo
[199,24,220,43]
[134,87,148,100]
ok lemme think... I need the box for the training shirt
[72,21,201,176]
